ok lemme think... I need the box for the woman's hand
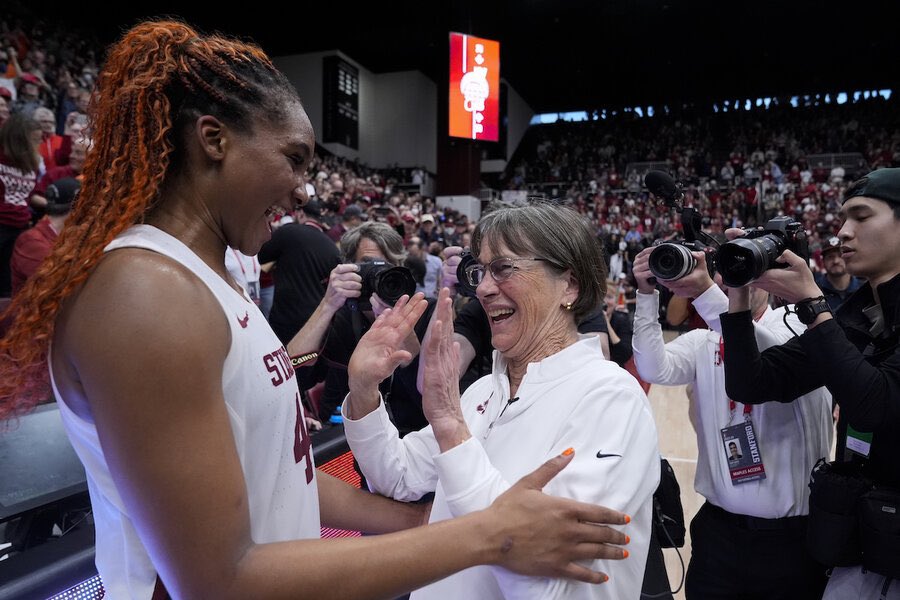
[347,293,428,418]
[422,288,469,451]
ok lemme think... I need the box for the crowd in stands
[2,3,899,323]
[2,12,900,600]
[503,96,899,278]
[0,3,887,438]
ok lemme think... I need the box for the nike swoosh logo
[596,451,623,459]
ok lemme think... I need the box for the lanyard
[231,249,257,277]
[718,337,752,416]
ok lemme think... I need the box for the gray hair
[340,221,407,265]
[33,107,54,122]
[471,201,606,322]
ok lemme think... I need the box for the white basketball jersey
[54,224,319,599]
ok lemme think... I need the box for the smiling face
[475,237,578,366]
[837,196,900,288]
[216,101,314,255]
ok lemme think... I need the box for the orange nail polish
[625,535,630,544]
[624,514,631,524]
[562,447,574,456]
[602,574,609,583]
[622,549,629,559]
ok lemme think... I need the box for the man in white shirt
[631,247,833,600]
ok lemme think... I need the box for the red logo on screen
[449,33,500,141]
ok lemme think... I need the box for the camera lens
[374,266,417,305]
[717,235,785,287]
[649,243,697,281]
[455,252,478,297]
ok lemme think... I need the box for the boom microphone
[644,170,684,206]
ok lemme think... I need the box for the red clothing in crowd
[0,151,38,228]
[10,216,57,294]
[38,133,70,171]
[33,165,78,196]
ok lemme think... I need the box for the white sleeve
[435,379,660,599]
[754,305,805,350]
[691,284,729,334]
[632,291,700,385]
[341,397,441,502]
[692,285,803,350]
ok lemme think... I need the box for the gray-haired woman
[344,202,660,599]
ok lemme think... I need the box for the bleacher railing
[805,153,865,171]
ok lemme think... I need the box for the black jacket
[306,300,436,435]
[720,273,900,487]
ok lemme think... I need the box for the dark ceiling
[51,0,900,114]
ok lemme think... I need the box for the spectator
[814,235,862,312]
[12,72,43,117]
[297,198,328,233]
[32,106,66,170]
[0,90,10,127]
[603,284,633,367]
[55,81,83,134]
[31,135,90,205]
[400,210,418,241]
[258,202,341,345]
[445,214,470,247]
[326,203,364,243]
[10,177,78,294]
[407,235,442,299]
[0,113,42,296]
[418,213,442,246]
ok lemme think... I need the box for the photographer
[720,167,900,599]
[631,247,833,600]
[290,222,434,433]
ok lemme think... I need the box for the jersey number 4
[294,392,314,484]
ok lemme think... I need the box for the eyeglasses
[464,257,550,287]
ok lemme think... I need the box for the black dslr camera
[351,259,417,311]
[455,250,479,297]
[644,171,719,282]
[716,216,809,287]
[649,236,717,282]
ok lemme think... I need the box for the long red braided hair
[0,20,300,420]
